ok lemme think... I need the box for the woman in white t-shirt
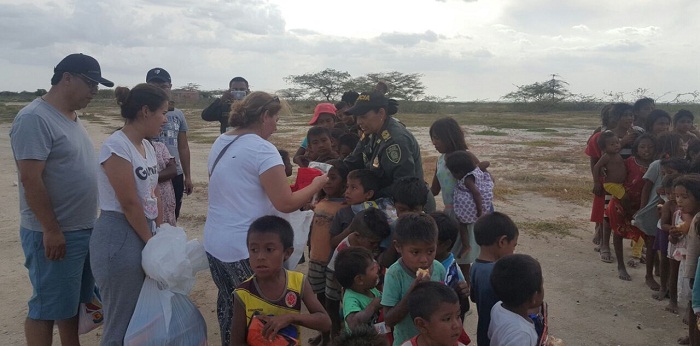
[204,91,328,345]
[90,84,168,345]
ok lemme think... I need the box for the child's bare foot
[646,276,661,291]
[593,228,602,246]
[618,267,632,281]
[652,288,669,300]
[678,336,690,345]
[665,302,679,314]
[627,258,640,268]
[599,247,614,263]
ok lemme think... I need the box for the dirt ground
[0,108,689,345]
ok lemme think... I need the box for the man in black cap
[146,68,194,219]
[10,53,112,345]
[201,76,250,133]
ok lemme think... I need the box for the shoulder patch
[386,144,401,164]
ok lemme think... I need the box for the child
[593,130,629,214]
[152,140,177,226]
[644,109,671,136]
[488,254,544,346]
[659,174,689,314]
[231,216,331,346]
[632,97,655,128]
[431,212,464,289]
[338,133,360,159]
[445,150,494,277]
[302,126,339,166]
[674,110,698,151]
[402,282,469,346]
[294,103,338,166]
[330,169,380,248]
[470,212,519,346]
[333,325,389,346]
[279,149,293,177]
[381,214,447,346]
[335,247,383,332]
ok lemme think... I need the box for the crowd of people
[12,53,555,346]
[585,98,700,345]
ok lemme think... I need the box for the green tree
[284,68,351,101]
[347,71,426,100]
[503,74,571,103]
[34,89,47,96]
[276,88,307,102]
[180,82,201,91]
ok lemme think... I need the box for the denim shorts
[21,227,94,320]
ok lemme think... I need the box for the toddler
[335,247,384,332]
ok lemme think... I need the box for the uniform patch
[386,144,401,164]
[381,130,391,141]
[285,292,298,308]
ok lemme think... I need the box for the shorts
[325,269,342,301]
[21,227,94,320]
[653,228,669,256]
[308,260,329,294]
[603,183,626,200]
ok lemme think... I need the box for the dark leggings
[172,174,184,219]
[207,253,253,346]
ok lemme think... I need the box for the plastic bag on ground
[124,278,207,346]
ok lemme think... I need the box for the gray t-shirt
[153,108,188,175]
[10,98,98,232]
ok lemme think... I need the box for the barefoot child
[402,282,470,346]
[674,175,700,344]
[231,216,331,346]
[335,247,384,332]
[488,254,545,346]
[593,131,630,215]
[381,214,447,345]
[661,174,691,314]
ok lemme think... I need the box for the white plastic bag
[77,286,103,334]
[141,224,208,295]
[124,278,207,346]
[279,210,314,270]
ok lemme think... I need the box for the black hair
[474,212,519,246]
[631,133,656,158]
[330,128,347,142]
[608,103,633,125]
[445,150,477,180]
[347,169,380,195]
[656,132,684,159]
[51,72,65,86]
[672,174,700,235]
[229,91,281,128]
[229,76,249,88]
[660,158,690,174]
[327,159,350,181]
[429,117,469,152]
[335,101,348,110]
[334,247,375,289]
[114,84,169,121]
[633,97,655,113]
[674,110,695,126]
[339,133,360,150]
[407,281,459,320]
[490,254,543,307]
[395,213,438,245]
[341,91,360,105]
[247,215,294,250]
[391,176,428,209]
[596,130,617,151]
[307,126,331,140]
[600,104,614,128]
[332,325,388,346]
[663,173,681,189]
[644,109,671,133]
[348,208,391,240]
[430,212,459,248]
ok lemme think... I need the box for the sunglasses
[258,96,280,113]
[72,73,98,89]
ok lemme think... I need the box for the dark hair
[348,208,391,240]
[688,139,700,162]
[51,72,66,86]
[445,150,477,179]
[341,91,360,105]
[114,84,169,121]
[391,176,428,209]
[663,173,681,189]
[332,325,388,346]
[327,159,350,181]
[674,110,695,126]
[229,91,281,128]
[660,158,690,174]
[334,247,375,289]
[633,97,655,113]
[395,213,438,245]
[429,117,469,152]
[347,169,380,195]
[330,128,347,141]
[672,174,700,235]
[407,281,459,320]
[430,212,459,248]
[335,101,348,110]
[339,133,360,150]
[307,126,331,140]
[247,215,294,250]
[655,132,683,159]
[491,254,543,307]
[609,103,633,125]
[600,104,614,128]
[644,109,671,133]
[596,130,617,150]
[631,133,656,158]
[474,212,519,246]
[229,76,249,88]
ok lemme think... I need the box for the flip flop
[600,249,614,263]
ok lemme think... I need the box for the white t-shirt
[488,301,538,346]
[204,134,283,262]
[98,131,159,220]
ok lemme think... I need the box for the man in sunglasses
[201,76,250,134]
[10,53,113,345]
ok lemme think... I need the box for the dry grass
[473,129,509,136]
[519,217,580,239]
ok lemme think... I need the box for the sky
[0,0,697,101]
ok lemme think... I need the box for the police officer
[201,76,249,133]
[343,90,435,211]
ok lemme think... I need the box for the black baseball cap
[344,91,389,116]
[54,53,114,87]
[146,68,171,83]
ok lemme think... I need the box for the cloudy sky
[1,0,697,101]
